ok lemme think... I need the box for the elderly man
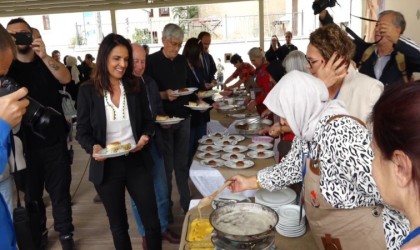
[131,43,180,249]
[145,23,191,216]
[358,10,420,86]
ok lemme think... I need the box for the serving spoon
[197,180,233,214]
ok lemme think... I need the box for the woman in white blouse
[228,71,408,250]
[76,34,161,250]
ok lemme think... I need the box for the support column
[259,0,264,50]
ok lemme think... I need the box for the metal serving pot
[235,118,273,135]
[209,202,278,242]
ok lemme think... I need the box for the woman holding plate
[182,37,216,164]
[76,34,161,250]
[227,71,408,250]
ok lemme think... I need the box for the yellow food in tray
[188,218,213,242]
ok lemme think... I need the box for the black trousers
[95,152,162,250]
[24,140,74,236]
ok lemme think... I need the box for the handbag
[10,133,42,250]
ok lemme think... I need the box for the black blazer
[76,80,155,185]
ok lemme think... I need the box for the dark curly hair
[309,24,355,64]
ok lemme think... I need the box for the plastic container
[185,213,214,249]
[252,136,274,143]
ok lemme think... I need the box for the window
[159,8,169,17]
[149,9,154,17]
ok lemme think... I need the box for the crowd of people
[0,7,419,250]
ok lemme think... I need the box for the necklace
[104,83,126,120]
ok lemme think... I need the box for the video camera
[0,77,61,139]
[312,0,337,15]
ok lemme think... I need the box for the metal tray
[235,118,273,135]
[217,105,246,114]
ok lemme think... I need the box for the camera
[0,76,61,139]
[13,32,33,45]
[312,0,337,15]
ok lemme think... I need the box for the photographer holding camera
[0,23,29,250]
[6,18,75,250]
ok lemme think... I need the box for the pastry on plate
[179,88,189,93]
[235,161,245,167]
[156,115,169,121]
[257,151,265,157]
[106,141,121,153]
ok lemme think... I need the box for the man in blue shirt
[0,23,30,250]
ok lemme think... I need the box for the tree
[172,6,199,35]
[132,28,152,44]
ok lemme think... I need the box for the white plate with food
[222,145,248,153]
[247,150,275,159]
[184,101,212,111]
[248,142,274,151]
[214,138,238,146]
[218,105,236,110]
[200,159,225,168]
[196,152,220,160]
[93,142,134,158]
[172,87,198,96]
[223,134,245,142]
[198,137,216,145]
[197,145,223,153]
[224,159,255,169]
[221,153,246,161]
[228,113,259,119]
[208,131,228,139]
[155,115,184,125]
[197,90,216,98]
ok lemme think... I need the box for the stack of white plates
[255,187,297,210]
[276,204,306,237]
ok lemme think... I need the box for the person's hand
[204,82,214,89]
[316,52,348,88]
[0,87,29,128]
[268,123,281,138]
[260,109,272,119]
[212,102,220,109]
[376,21,400,44]
[227,175,259,192]
[31,37,47,59]
[258,126,270,135]
[166,89,178,101]
[246,100,256,111]
[92,144,106,162]
[131,135,150,152]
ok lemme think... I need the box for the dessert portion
[156,115,169,121]
[206,146,214,151]
[179,88,190,93]
[208,160,217,166]
[229,135,236,140]
[235,161,245,167]
[189,101,198,107]
[222,140,230,145]
[256,144,265,150]
[204,153,213,158]
[213,132,223,138]
[230,154,238,160]
[232,147,240,152]
[205,138,213,144]
[257,151,265,157]
[197,90,207,98]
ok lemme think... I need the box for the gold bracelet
[255,176,262,189]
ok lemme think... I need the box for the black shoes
[312,0,337,15]
[60,234,75,250]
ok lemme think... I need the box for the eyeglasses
[305,55,319,68]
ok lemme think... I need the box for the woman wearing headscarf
[265,35,283,63]
[228,70,408,250]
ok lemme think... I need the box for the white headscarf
[263,70,348,141]
[65,56,80,84]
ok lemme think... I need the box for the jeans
[131,141,169,236]
[159,117,191,213]
[189,123,207,166]
[95,152,161,250]
[0,176,13,217]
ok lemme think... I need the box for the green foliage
[132,28,152,44]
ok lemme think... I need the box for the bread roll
[156,115,169,121]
